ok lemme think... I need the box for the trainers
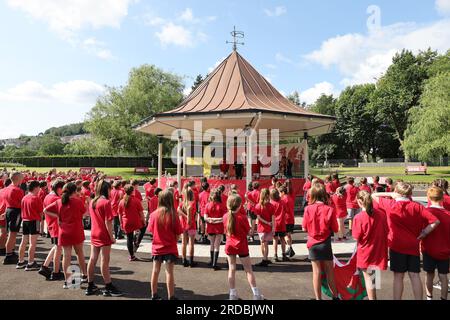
[49,271,65,281]
[189,261,198,268]
[213,265,222,271]
[229,295,241,300]
[266,259,272,265]
[282,255,290,262]
[182,259,189,267]
[274,255,280,262]
[81,275,88,283]
[103,285,124,297]
[256,260,268,267]
[151,294,163,300]
[16,261,28,269]
[25,261,40,271]
[85,284,99,296]
[63,282,69,289]
[253,294,265,300]
[433,281,441,290]
[289,248,295,258]
[38,266,52,279]
[129,256,141,262]
[3,254,18,265]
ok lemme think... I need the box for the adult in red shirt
[3,172,25,265]
[331,187,348,241]
[178,188,197,268]
[205,189,227,270]
[110,181,124,240]
[44,182,88,288]
[39,179,65,281]
[270,189,287,262]
[223,194,264,300]
[254,189,275,267]
[372,182,440,300]
[17,181,43,271]
[148,189,183,300]
[118,185,146,261]
[422,187,450,301]
[302,183,339,301]
[219,159,230,179]
[86,180,123,297]
[345,177,360,233]
[352,190,389,300]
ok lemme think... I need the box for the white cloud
[81,37,115,60]
[299,82,338,105]
[0,80,105,104]
[180,8,195,22]
[436,0,450,16]
[155,23,195,48]
[275,52,293,64]
[264,6,287,17]
[304,19,450,86]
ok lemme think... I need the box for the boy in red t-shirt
[17,181,43,271]
[372,182,440,300]
[422,187,449,301]
[345,177,360,234]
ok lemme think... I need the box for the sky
[0,0,449,139]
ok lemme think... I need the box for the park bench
[405,166,427,175]
[134,167,150,175]
[80,167,96,174]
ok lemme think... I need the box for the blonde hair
[182,188,194,226]
[157,189,177,230]
[226,194,242,236]
[357,190,374,216]
[395,182,413,197]
[427,186,444,203]
[259,188,270,206]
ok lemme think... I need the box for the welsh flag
[321,250,368,300]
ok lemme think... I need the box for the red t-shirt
[179,201,197,231]
[247,189,260,212]
[148,208,183,256]
[3,185,25,209]
[359,184,372,194]
[173,189,180,212]
[205,202,226,234]
[377,198,438,256]
[345,184,359,209]
[38,188,48,203]
[372,182,381,192]
[118,196,144,234]
[302,180,311,196]
[43,193,61,238]
[302,202,338,248]
[421,207,450,260]
[325,182,335,195]
[199,191,210,217]
[149,195,159,215]
[89,197,114,247]
[45,197,86,246]
[110,188,124,217]
[331,194,347,218]
[21,194,43,221]
[352,208,389,270]
[223,213,250,256]
[255,202,275,233]
[0,189,6,227]
[443,194,450,211]
[281,194,295,225]
[133,188,143,202]
[331,179,340,191]
[271,199,286,232]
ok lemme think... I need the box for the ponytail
[226,194,242,236]
[356,190,374,217]
[92,179,111,210]
[61,182,77,205]
[123,185,134,208]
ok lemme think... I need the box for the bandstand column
[157,135,163,188]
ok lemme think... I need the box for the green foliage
[287,91,301,106]
[28,135,65,156]
[0,145,36,157]
[63,137,112,156]
[86,64,184,156]
[191,74,204,92]
[44,123,86,137]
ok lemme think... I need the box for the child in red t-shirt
[198,182,210,244]
[345,177,361,234]
[246,182,260,242]
[86,180,123,297]
[279,185,296,258]
[255,189,275,267]
[148,189,183,300]
[17,181,43,271]
[223,194,264,300]
[358,177,372,194]
[270,189,288,262]
[302,183,339,300]
[178,188,197,268]
[422,187,449,301]
[205,189,227,270]
[0,178,12,256]
[110,180,124,240]
[372,182,440,300]
[331,187,348,241]
[353,190,389,300]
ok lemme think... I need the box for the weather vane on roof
[226,26,244,51]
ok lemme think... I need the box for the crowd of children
[0,168,449,300]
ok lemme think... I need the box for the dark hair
[112,180,122,189]
[39,181,47,188]
[4,178,12,188]
[61,182,77,205]
[247,183,253,191]
[332,174,339,181]
[82,180,90,188]
[150,178,157,185]
[131,180,139,186]
[252,182,260,189]
[310,183,327,204]
[154,188,162,196]
[270,188,281,201]
[210,189,222,203]
[201,182,209,191]
[28,180,40,192]
[51,180,65,193]
[92,180,111,210]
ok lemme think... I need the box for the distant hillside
[44,123,86,137]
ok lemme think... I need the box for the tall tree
[191,74,204,92]
[86,64,184,156]
[287,91,301,106]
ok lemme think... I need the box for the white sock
[230,288,237,296]
[251,287,260,296]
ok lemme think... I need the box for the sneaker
[282,255,290,262]
[85,284,99,296]
[151,294,163,300]
[129,256,141,262]
[16,261,28,269]
[81,275,88,283]
[49,271,65,281]
[38,266,52,279]
[3,254,18,265]
[289,248,296,258]
[25,261,40,271]
[253,294,265,300]
[266,259,272,265]
[63,282,69,289]
[256,260,268,267]
[229,295,241,300]
[274,255,280,262]
[103,285,124,297]
[213,265,222,271]
[182,259,189,267]
[433,281,441,290]
[189,261,198,268]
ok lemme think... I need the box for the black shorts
[423,252,449,274]
[6,208,22,233]
[286,224,295,233]
[51,237,59,245]
[152,254,178,263]
[247,210,257,220]
[389,250,420,273]
[274,232,286,238]
[308,237,333,261]
[22,220,40,235]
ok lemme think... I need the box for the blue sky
[1,0,449,138]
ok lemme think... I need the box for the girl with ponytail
[254,188,275,267]
[352,190,389,300]
[204,189,227,270]
[223,194,264,300]
[178,188,197,267]
[118,185,146,261]
[44,182,88,289]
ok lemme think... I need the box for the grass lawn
[311,166,450,183]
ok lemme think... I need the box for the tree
[191,74,204,92]
[86,64,184,156]
[287,91,301,106]
[44,123,86,137]
[0,145,36,158]
[28,135,65,155]
[404,71,450,161]
[63,137,112,155]
[371,49,437,159]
